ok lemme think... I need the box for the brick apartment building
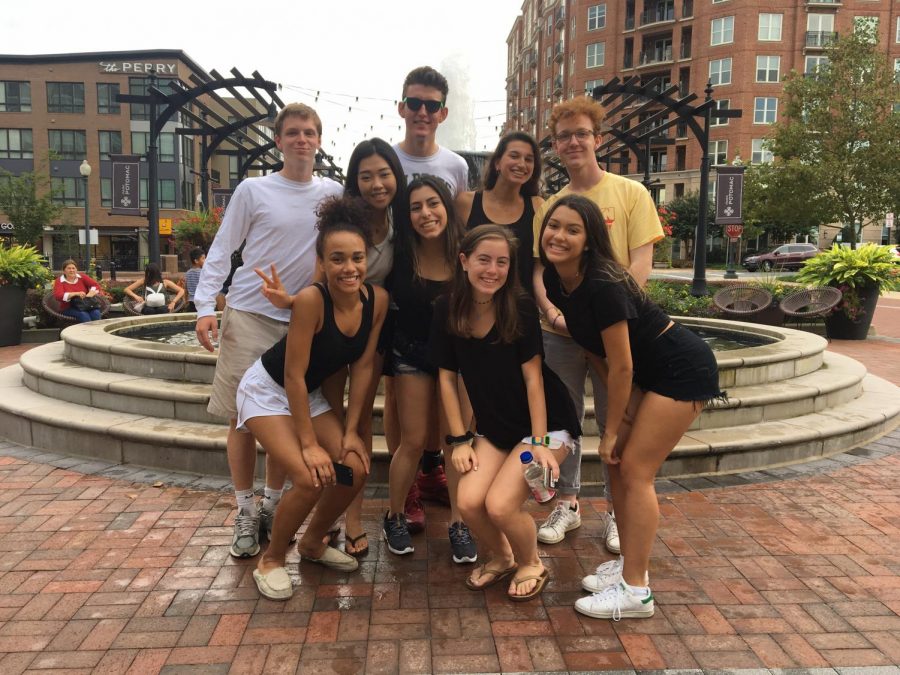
[503,0,900,246]
[0,50,275,270]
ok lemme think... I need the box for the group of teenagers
[192,66,725,620]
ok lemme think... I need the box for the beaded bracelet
[530,435,552,447]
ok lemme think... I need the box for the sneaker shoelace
[593,584,625,621]
[544,502,570,528]
[450,523,472,545]
[387,513,408,537]
[235,512,258,541]
[594,558,621,576]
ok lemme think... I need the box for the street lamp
[79,160,92,272]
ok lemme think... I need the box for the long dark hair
[483,131,541,197]
[537,195,638,292]
[395,175,464,282]
[448,224,524,343]
[314,196,373,259]
[144,263,163,286]
[345,138,407,235]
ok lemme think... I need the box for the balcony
[682,0,693,18]
[555,6,565,28]
[806,0,840,4]
[639,47,674,67]
[554,42,564,62]
[640,4,675,27]
[805,31,838,49]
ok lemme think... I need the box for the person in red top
[53,259,102,322]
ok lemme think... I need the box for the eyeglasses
[553,129,597,144]
[403,97,445,114]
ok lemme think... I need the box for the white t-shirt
[194,172,343,321]
[366,220,394,288]
[392,144,469,198]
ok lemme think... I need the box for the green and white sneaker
[575,581,654,620]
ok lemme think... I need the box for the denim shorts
[391,330,436,378]
[634,323,725,404]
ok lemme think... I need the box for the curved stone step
[2,363,897,483]
[21,340,866,432]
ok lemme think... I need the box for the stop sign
[725,223,744,239]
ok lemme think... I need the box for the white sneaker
[605,513,620,554]
[537,501,582,544]
[582,558,649,593]
[575,581,655,620]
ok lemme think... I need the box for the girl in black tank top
[456,132,544,296]
[236,197,388,602]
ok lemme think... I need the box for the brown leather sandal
[465,563,518,591]
[508,567,550,602]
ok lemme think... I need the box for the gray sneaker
[230,508,261,558]
[259,505,275,541]
[449,522,477,564]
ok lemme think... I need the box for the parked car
[742,243,819,272]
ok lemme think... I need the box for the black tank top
[261,282,375,390]
[466,192,535,294]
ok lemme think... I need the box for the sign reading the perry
[109,154,141,216]
[714,166,745,225]
[99,62,177,75]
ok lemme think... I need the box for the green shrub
[645,280,717,317]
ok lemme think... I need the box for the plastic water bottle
[520,451,555,503]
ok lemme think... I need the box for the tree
[665,191,715,261]
[765,25,900,247]
[742,162,828,243]
[0,167,64,247]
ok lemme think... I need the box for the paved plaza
[0,294,898,673]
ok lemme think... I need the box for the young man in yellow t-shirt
[531,96,664,553]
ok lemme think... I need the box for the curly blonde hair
[548,96,606,137]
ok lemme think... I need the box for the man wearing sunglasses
[394,66,469,198]
[529,96,664,558]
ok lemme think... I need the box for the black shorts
[634,323,725,404]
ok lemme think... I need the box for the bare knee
[456,489,485,522]
[618,457,656,489]
[485,490,519,526]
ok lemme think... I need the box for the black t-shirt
[465,192,535,295]
[544,265,670,371]
[391,251,450,344]
[429,294,581,450]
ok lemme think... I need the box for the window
[709,58,732,86]
[48,130,86,160]
[754,97,778,124]
[756,56,781,83]
[584,78,604,94]
[0,82,31,112]
[569,53,575,75]
[545,46,552,67]
[229,156,240,187]
[895,58,900,84]
[129,77,176,120]
[896,17,900,43]
[544,78,552,98]
[139,179,177,209]
[758,13,783,41]
[46,82,85,113]
[182,136,195,170]
[181,180,195,208]
[711,16,734,46]
[805,55,829,75]
[98,131,122,160]
[547,14,553,36]
[100,178,112,208]
[97,83,120,114]
[131,131,149,157]
[588,4,606,31]
[586,42,605,68]
[751,139,773,164]
[51,177,86,206]
[159,133,176,163]
[0,129,33,159]
[710,100,730,127]
[853,16,878,43]
[709,140,728,166]
[807,13,834,33]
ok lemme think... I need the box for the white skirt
[235,359,331,431]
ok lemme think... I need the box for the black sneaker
[449,521,477,564]
[382,511,414,555]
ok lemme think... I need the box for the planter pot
[0,285,27,347]
[824,283,880,340]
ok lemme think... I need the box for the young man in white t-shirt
[389,66,471,556]
[194,103,345,563]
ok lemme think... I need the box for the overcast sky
[5,0,523,168]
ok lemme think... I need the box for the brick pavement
[0,430,898,673]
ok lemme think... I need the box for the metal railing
[639,47,674,65]
[805,31,838,48]
[640,3,675,26]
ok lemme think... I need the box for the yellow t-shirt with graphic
[532,171,664,266]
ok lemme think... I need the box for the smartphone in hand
[332,462,354,487]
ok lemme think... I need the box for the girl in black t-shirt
[434,224,581,602]
[238,198,388,602]
[538,195,724,620]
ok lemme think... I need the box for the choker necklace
[473,298,492,305]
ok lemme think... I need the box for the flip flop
[345,531,369,558]
[465,563,518,591]
[253,566,293,601]
[301,545,359,572]
[322,526,341,547]
[508,567,550,602]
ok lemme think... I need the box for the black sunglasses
[403,97,444,114]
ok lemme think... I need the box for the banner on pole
[109,154,141,216]
[714,166,744,225]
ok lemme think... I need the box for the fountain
[1,313,897,481]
